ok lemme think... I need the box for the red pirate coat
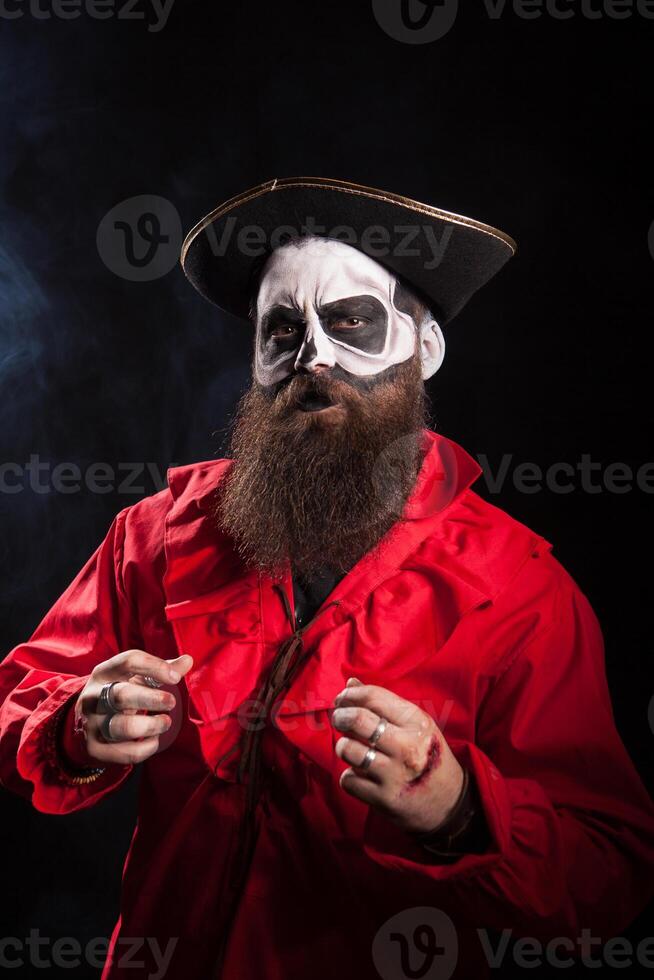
[1,429,653,979]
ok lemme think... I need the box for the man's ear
[418,316,445,380]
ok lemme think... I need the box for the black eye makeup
[318,295,388,354]
[261,306,306,348]
[258,294,391,371]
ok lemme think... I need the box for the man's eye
[270,323,299,338]
[332,317,366,330]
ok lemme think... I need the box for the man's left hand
[330,678,464,835]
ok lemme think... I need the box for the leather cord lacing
[213,582,340,975]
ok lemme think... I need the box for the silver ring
[98,681,120,714]
[360,748,377,772]
[143,675,162,689]
[100,712,121,743]
[368,717,388,747]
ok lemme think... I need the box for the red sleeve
[0,508,140,814]
[363,562,654,940]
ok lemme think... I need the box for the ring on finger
[368,716,388,748]
[142,675,162,689]
[100,712,121,743]
[98,681,120,714]
[358,747,377,772]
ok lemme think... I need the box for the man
[1,177,653,980]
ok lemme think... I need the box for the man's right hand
[71,650,193,767]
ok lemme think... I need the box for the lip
[296,394,336,412]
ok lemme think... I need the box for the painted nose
[294,321,336,374]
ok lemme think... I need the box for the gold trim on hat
[180,176,517,268]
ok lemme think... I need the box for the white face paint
[254,236,445,387]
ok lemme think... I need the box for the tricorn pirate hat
[181,176,516,325]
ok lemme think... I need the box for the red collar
[403,428,482,520]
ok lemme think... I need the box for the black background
[1,1,652,976]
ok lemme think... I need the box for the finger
[330,706,401,758]
[98,651,191,686]
[333,683,429,732]
[338,767,388,808]
[334,737,389,784]
[108,681,177,714]
[93,711,172,742]
[90,735,161,767]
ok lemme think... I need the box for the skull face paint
[253,237,445,387]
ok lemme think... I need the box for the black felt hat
[180,177,516,325]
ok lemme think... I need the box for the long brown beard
[213,353,430,579]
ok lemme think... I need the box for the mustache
[269,363,408,411]
[273,371,363,412]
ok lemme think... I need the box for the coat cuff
[362,741,511,879]
[16,676,134,814]
[58,685,96,768]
